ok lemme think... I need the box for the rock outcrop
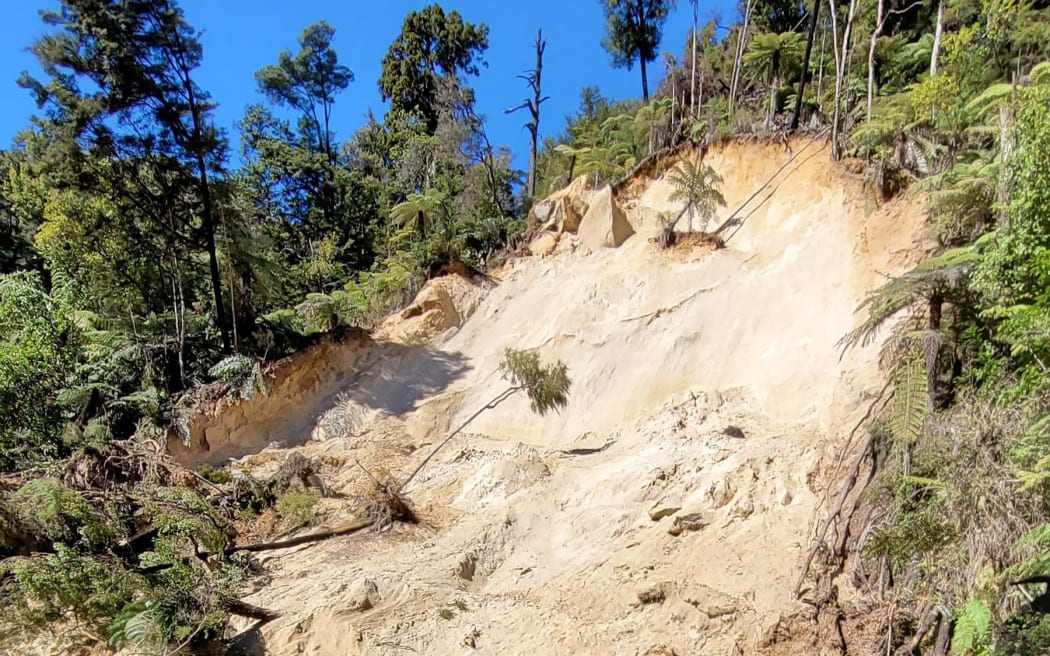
[579,184,634,250]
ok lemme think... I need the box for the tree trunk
[729,0,754,121]
[768,72,779,128]
[691,0,699,118]
[828,0,858,160]
[528,30,545,199]
[866,0,886,122]
[930,0,945,76]
[198,159,231,353]
[791,0,821,130]
[640,53,650,101]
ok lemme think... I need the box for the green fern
[891,358,929,476]
[952,597,992,656]
[208,355,264,402]
[666,160,726,231]
[108,600,173,653]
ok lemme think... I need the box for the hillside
[169,139,931,655]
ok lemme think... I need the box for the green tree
[242,21,376,286]
[599,0,677,101]
[667,159,726,233]
[20,0,233,351]
[255,21,353,164]
[378,4,489,132]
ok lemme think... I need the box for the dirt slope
[200,139,929,655]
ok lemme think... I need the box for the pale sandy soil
[171,139,930,656]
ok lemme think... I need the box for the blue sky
[0,1,738,169]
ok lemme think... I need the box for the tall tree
[505,30,549,199]
[256,21,353,165]
[599,0,677,101]
[20,0,233,351]
[827,0,859,159]
[378,4,489,132]
[789,0,820,130]
[243,21,375,285]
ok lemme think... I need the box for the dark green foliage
[499,348,571,415]
[378,4,489,131]
[0,273,78,468]
[599,0,676,100]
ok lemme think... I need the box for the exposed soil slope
[190,139,929,655]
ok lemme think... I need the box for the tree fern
[841,246,980,350]
[666,159,726,231]
[891,358,929,475]
[208,355,265,402]
[952,597,992,656]
[108,600,174,653]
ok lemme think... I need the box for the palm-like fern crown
[744,31,805,83]
[667,159,726,220]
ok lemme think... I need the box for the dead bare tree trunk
[827,0,859,159]
[930,0,945,76]
[505,30,548,199]
[690,0,699,118]
[729,0,754,123]
[867,0,886,122]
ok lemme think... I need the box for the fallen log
[230,518,372,553]
[224,598,280,624]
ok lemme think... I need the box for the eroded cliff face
[177,139,931,655]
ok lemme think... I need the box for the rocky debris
[530,175,590,233]
[457,553,478,581]
[731,497,755,520]
[706,479,735,509]
[528,231,559,256]
[346,577,378,611]
[668,513,709,536]
[648,502,682,521]
[637,582,670,605]
[723,425,746,439]
[463,627,481,648]
[579,185,634,250]
[644,646,678,656]
[683,585,740,620]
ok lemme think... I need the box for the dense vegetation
[2,0,1050,653]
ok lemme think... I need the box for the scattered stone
[723,425,745,439]
[529,201,553,225]
[637,583,669,604]
[668,513,709,536]
[648,503,682,521]
[458,553,478,581]
[346,577,378,611]
[706,479,735,509]
[463,627,481,648]
[645,646,678,656]
[528,232,559,256]
[731,497,754,520]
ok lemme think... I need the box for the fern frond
[951,597,991,656]
[891,358,929,447]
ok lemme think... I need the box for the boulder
[528,232,559,256]
[550,196,584,233]
[529,200,554,225]
[578,185,634,251]
[532,175,590,234]
[346,577,378,611]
